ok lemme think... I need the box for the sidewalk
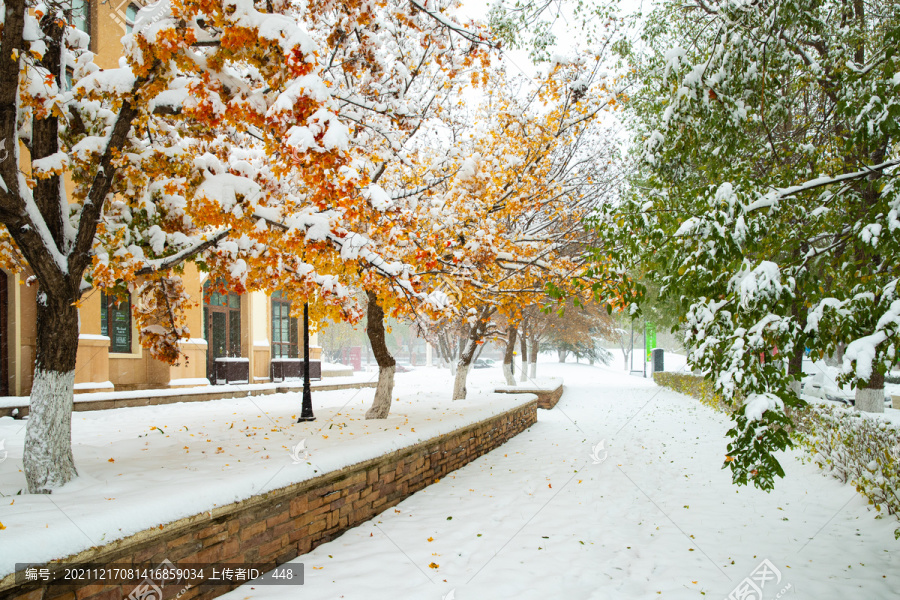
[0,373,377,417]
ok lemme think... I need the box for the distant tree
[412,57,625,400]
[540,298,615,365]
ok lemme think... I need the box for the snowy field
[221,358,898,600]
[0,368,530,578]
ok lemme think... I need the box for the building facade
[2,266,321,396]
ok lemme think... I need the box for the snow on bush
[652,372,735,414]
[655,372,900,539]
[792,404,900,540]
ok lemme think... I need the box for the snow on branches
[2,0,496,363]
[595,0,900,490]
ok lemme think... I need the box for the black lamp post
[297,301,316,422]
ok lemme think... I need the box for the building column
[251,290,270,382]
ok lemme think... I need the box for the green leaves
[585,0,900,492]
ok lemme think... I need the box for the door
[204,281,241,382]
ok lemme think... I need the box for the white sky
[453,0,650,81]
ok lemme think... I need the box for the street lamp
[297,301,316,422]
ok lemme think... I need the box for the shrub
[652,372,735,414]
[791,403,900,538]
[654,372,900,539]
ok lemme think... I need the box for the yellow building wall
[252,291,270,381]
[9,273,38,396]
[169,264,208,386]
[92,0,137,69]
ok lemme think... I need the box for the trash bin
[651,348,665,374]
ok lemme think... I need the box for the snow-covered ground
[2,356,897,598]
[222,358,898,600]
[0,368,530,578]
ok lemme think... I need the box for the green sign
[645,322,657,362]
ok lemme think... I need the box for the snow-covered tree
[407,57,625,400]
[1,0,490,492]
[593,0,900,490]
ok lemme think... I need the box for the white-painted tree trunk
[365,365,395,419]
[502,324,518,386]
[453,338,477,400]
[452,363,469,400]
[528,360,536,379]
[503,362,515,386]
[23,369,77,493]
[363,291,397,420]
[519,331,528,382]
[856,387,885,413]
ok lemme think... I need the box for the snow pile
[743,392,783,422]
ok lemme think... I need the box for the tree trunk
[447,340,459,375]
[825,342,845,367]
[788,300,807,398]
[519,322,528,382]
[529,336,538,378]
[856,371,885,413]
[436,332,450,370]
[558,348,568,362]
[788,348,803,397]
[453,336,478,400]
[24,292,79,493]
[453,307,494,400]
[364,291,396,419]
[503,323,517,385]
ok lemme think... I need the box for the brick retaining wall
[495,383,564,409]
[1,399,537,600]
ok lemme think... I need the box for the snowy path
[224,361,898,600]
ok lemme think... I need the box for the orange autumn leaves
[398,61,626,327]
